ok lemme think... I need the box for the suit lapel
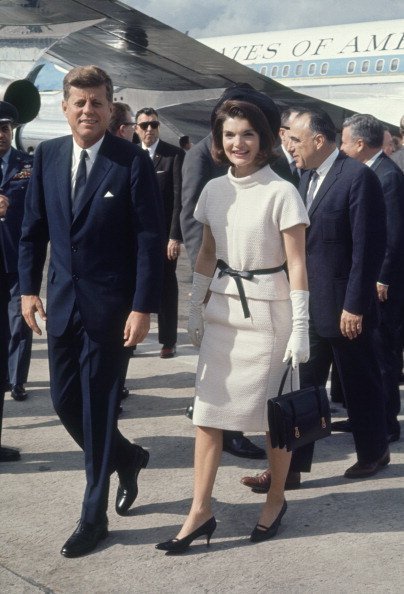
[72,137,112,223]
[152,140,163,170]
[370,152,384,174]
[308,153,345,217]
[55,137,73,227]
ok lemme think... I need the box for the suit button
[72,274,79,281]
[71,244,78,252]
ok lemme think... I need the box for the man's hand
[21,295,47,335]
[340,309,363,340]
[376,282,388,302]
[167,239,181,261]
[123,311,150,347]
[0,194,9,218]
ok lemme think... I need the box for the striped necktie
[305,170,319,210]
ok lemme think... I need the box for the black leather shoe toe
[115,445,149,515]
[61,519,108,558]
[0,446,21,462]
[331,419,352,432]
[223,435,266,459]
[11,384,28,401]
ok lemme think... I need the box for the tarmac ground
[0,254,403,593]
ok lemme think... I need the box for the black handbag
[268,360,331,451]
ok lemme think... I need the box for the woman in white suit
[156,97,310,553]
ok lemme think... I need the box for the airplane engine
[0,79,41,126]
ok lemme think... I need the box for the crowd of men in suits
[0,69,403,557]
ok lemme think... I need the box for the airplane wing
[0,0,386,144]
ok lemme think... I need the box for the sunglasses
[136,121,160,130]
[122,122,135,127]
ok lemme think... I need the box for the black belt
[216,259,286,319]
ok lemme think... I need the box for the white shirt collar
[72,135,104,167]
[365,149,383,168]
[142,139,159,159]
[316,147,339,179]
[280,143,295,165]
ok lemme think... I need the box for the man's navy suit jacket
[299,151,386,338]
[0,147,33,273]
[152,139,184,241]
[19,132,164,343]
[371,152,404,296]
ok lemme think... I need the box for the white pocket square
[104,191,114,198]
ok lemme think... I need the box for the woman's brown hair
[211,100,276,167]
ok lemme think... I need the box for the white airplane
[0,1,402,150]
[200,19,404,127]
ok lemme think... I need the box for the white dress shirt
[71,136,104,198]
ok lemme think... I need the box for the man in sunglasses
[135,108,184,359]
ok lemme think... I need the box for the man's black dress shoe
[11,384,28,401]
[160,344,176,359]
[115,445,149,515]
[0,446,21,462]
[121,386,130,400]
[331,419,352,432]
[185,404,193,420]
[223,435,266,459]
[60,519,108,558]
[387,432,400,443]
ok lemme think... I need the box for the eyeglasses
[136,121,160,130]
[122,122,135,127]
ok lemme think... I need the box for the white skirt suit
[192,165,310,432]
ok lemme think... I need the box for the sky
[125,0,404,38]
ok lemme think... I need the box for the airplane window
[295,64,303,76]
[390,58,399,71]
[320,63,329,75]
[361,60,370,73]
[375,59,385,72]
[260,66,267,75]
[271,65,279,77]
[308,63,316,75]
[282,65,290,77]
[347,61,356,74]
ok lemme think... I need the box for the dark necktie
[305,170,319,210]
[72,149,88,215]
[0,156,3,187]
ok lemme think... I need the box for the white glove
[188,272,212,347]
[283,290,310,369]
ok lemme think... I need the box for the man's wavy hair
[63,65,113,102]
[211,100,276,167]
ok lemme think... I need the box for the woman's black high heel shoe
[155,517,217,553]
[250,500,287,543]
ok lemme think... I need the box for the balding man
[341,114,404,442]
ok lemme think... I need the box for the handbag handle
[278,358,328,420]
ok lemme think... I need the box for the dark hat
[0,101,18,124]
[212,84,281,137]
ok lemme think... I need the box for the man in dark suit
[287,108,389,478]
[19,66,164,557]
[341,114,404,442]
[271,108,301,187]
[0,102,33,403]
[0,101,25,462]
[135,107,184,358]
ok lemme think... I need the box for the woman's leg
[256,434,292,528]
[176,425,222,539]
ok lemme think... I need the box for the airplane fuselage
[200,19,404,125]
